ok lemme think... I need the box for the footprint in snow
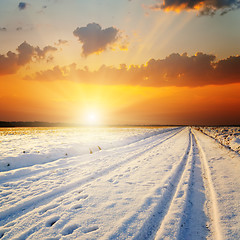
[0,229,6,239]
[107,179,119,184]
[76,194,88,201]
[84,183,91,188]
[0,227,10,239]
[61,224,79,236]
[26,177,40,182]
[71,204,83,210]
[46,216,60,227]
[105,203,116,209]
[126,182,133,185]
[39,203,59,215]
[82,226,99,233]
[76,190,83,194]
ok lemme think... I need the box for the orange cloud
[26,52,240,87]
[149,0,240,15]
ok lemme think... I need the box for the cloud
[17,41,35,65]
[214,55,240,81]
[0,27,7,31]
[18,2,27,10]
[26,52,240,87]
[54,39,68,46]
[149,0,240,15]
[0,52,19,75]
[16,27,23,31]
[0,42,57,75]
[28,66,67,81]
[73,23,121,57]
[35,46,57,58]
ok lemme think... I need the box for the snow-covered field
[197,127,240,154]
[0,127,240,239]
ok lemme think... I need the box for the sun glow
[84,110,101,125]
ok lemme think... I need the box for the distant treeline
[0,121,185,128]
[0,121,68,128]
[0,122,239,128]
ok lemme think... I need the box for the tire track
[0,127,184,226]
[193,130,223,240]
[176,132,208,240]
[106,128,192,240]
[153,130,208,240]
[152,131,195,240]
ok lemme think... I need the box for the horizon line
[0,121,240,128]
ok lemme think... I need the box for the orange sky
[1,74,240,125]
[0,0,240,125]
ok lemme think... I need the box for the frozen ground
[0,127,240,239]
[197,127,240,154]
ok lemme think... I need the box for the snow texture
[0,126,240,239]
[197,127,240,154]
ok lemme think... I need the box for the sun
[78,105,104,126]
[88,112,98,123]
[84,111,100,125]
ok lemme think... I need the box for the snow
[0,126,240,239]
[196,127,240,154]
[0,127,175,172]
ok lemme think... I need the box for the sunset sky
[1,0,240,125]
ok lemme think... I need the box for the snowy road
[0,127,240,239]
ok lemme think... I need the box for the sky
[0,0,240,125]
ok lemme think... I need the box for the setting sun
[84,110,100,125]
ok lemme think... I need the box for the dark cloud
[0,27,7,31]
[143,52,216,86]
[149,0,240,15]
[18,2,27,10]
[26,52,240,87]
[16,27,23,31]
[35,46,57,58]
[73,23,119,57]
[17,41,35,65]
[0,42,57,75]
[214,55,240,81]
[0,52,19,75]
